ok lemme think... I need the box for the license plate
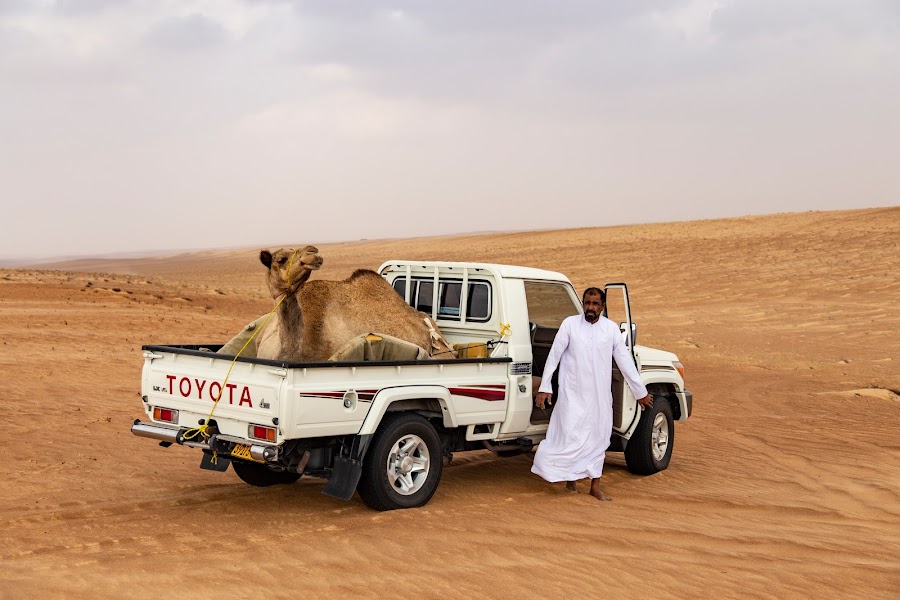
[231,443,254,461]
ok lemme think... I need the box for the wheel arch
[357,386,456,435]
[644,376,684,420]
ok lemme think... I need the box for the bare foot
[565,481,577,492]
[589,487,612,502]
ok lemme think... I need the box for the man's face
[583,293,604,323]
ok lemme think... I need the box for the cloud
[144,13,229,50]
[0,0,898,258]
[712,0,900,40]
[235,89,475,138]
[52,0,133,16]
[0,0,32,15]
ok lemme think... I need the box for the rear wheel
[232,460,301,487]
[357,413,442,511]
[625,397,674,475]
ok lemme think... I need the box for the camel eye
[278,257,288,265]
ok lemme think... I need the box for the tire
[232,460,301,487]
[357,413,443,511]
[625,397,674,475]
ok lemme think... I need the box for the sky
[1,0,898,260]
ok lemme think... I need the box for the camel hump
[349,269,381,280]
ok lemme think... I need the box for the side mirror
[619,322,637,345]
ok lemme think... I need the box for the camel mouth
[275,265,315,295]
[302,256,323,270]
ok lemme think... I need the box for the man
[532,287,653,501]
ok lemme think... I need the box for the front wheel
[624,397,674,475]
[232,460,301,487]
[357,413,443,511]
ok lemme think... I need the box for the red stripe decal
[299,389,380,401]
[449,388,507,401]
[456,384,507,390]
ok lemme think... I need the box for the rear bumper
[132,421,181,443]
[131,420,278,462]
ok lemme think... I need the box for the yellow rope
[489,323,512,358]
[182,248,300,447]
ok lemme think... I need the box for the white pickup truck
[132,261,692,510]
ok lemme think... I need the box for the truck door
[603,283,640,435]
[523,281,581,425]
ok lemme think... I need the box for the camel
[253,245,456,362]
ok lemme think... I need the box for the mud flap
[321,455,363,501]
[321,434,372,501]
[200,452,231,472]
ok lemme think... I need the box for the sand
[1,207,898,598]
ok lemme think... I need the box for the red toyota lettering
[166,374,176,394]
[179,377,191,397]
[194,378,206,397]
[210,381,222,402]
[226,383,237,404]
[239,386,253,408]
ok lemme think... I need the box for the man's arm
[535,318,571,409]
[611,326,653,409]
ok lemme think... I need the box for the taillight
[674,361,685,382]
[249,424,276,443]
[153,407,179,424]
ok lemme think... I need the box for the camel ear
[260,250,273,269]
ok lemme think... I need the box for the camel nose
[302,253,323,268]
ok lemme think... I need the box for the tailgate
[141,347,284,440]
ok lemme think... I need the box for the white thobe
[531,315,649,482]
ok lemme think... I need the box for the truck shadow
[194,450,635,516]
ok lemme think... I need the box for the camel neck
[276,293,305,359]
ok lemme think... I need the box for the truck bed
[139,344,513,442]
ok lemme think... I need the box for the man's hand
[535,392,553,409]
[637,394,654,409]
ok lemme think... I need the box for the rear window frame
[392,277,493,323]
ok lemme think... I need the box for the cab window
[392,277,491,322]
[524,282,580,327]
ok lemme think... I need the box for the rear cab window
[393,277,492,322]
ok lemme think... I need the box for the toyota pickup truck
[131,261,692,510]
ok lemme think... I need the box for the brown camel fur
[255,246,455,362]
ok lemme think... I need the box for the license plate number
[231,443,254,461]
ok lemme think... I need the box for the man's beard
[584,310,598,321]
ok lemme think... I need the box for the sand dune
[1,208,898,598]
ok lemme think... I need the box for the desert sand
[1,207,898,598]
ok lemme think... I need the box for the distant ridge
[7,207,897,273]
[2,243,266,270]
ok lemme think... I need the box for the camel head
[260,245,323,298]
